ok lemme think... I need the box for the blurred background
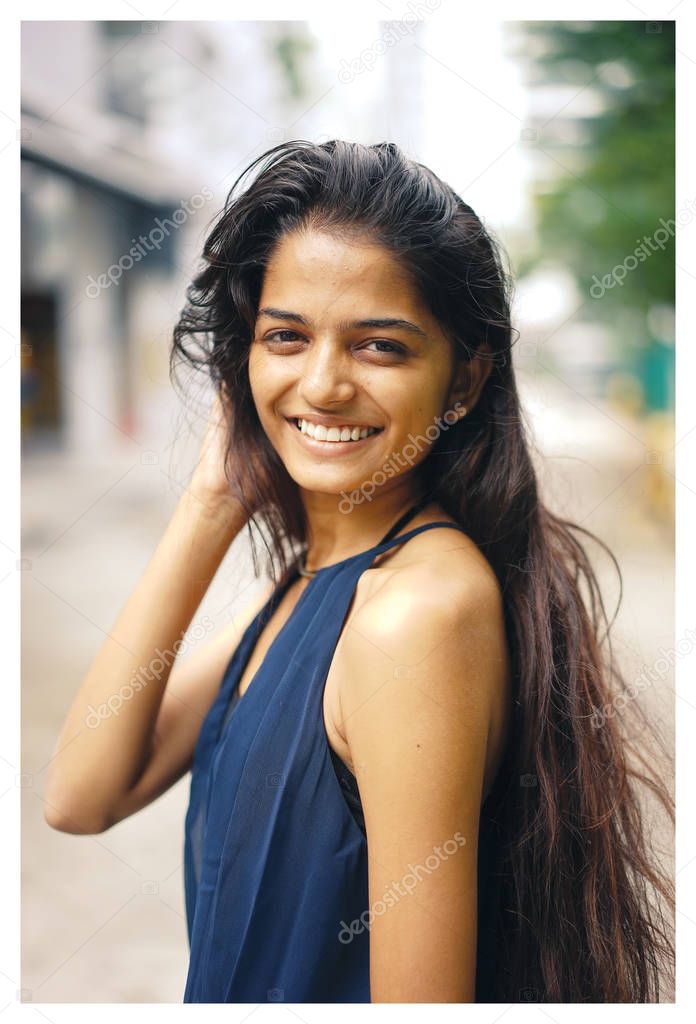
[21,18,675,1002]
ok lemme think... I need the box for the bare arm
[43,393,257,834]
[43,491,244,834]
[336,551,509,1001]
[99,572,274,830]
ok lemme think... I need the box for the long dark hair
[171,139,674,1001]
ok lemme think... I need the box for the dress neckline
[297,495,432,578]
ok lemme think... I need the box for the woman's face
[248,227,464,504]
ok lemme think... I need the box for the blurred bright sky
[308,14,534,230]
[421,17,533,229]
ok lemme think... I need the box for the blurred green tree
[515,21,674,410]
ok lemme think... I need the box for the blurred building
[20,21,290,453]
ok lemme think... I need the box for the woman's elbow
[43,788,114,835]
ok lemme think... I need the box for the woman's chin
[284,463,371,499]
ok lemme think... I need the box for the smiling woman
[245,227,484,519]
[46,139,674,1005]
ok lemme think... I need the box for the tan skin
[45,227,511,1003]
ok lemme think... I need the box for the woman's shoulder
[361,507,502,619]
[334,507,511,806]
[337,506,508,706]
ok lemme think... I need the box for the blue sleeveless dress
[182,510,502,1003]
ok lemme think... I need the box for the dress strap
[376,495,431,545]
[369,518,468,559]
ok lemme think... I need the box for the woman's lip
[285,417,383,454]
[287,415,380,430]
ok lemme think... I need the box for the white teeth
[295,418,378,442]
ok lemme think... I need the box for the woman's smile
[285,415,384,457]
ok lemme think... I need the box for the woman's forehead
[259,229,430,324]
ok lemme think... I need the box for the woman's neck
[299,484,431,570]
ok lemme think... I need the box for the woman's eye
[261,332,406,356]
[363,339,406,355]
[265,330,303,343]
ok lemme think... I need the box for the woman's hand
[189,386,249,524]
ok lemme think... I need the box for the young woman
[45,139,674,1003]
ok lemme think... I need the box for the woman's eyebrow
[256,306,428,339]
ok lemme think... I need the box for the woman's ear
[446,347,492,417]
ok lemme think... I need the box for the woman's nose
[297,338,356,406]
